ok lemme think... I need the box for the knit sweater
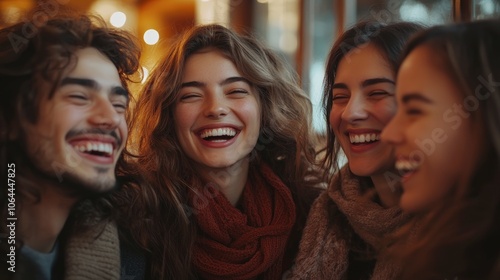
[64,220,122,279]
[5,220,145,280]
[287,166,409,280]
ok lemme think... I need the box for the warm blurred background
[1,0,499,131]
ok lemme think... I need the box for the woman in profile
[382,19,500,279]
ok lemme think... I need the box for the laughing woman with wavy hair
[114,24,324,279]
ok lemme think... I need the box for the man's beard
[53,167,120,198]
[27,127,123,197]
[18,148,120,199]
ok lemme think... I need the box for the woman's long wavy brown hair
[385,19,500,280]
[115,24,323,279]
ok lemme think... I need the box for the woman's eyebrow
[361,78,395,87]
[401,92,433,104]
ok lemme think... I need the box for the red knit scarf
[189,164,297,280]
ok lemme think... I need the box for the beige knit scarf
[287,166,409,280]
[64,220,121,280]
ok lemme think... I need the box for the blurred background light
[110,11,126,27]
[143,29,159,45]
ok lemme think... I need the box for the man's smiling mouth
[72,141,114,157]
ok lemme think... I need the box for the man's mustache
[66,128,123,147]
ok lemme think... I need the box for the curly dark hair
[0,8,141,279]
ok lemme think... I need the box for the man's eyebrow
[61,77,99,90]
[362,78,395,87]
[401,92,433,104]
[111,86,129,101]
[61,77,129,101]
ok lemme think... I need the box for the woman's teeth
[349,133,380,144]
[200,127,237,141]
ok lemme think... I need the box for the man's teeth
[201,127,237,139]
[395,160,420,172]
[74,142,113,155]
[349,133,379,144]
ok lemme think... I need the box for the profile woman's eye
[405,108,422,115]
[69,94,87,100]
